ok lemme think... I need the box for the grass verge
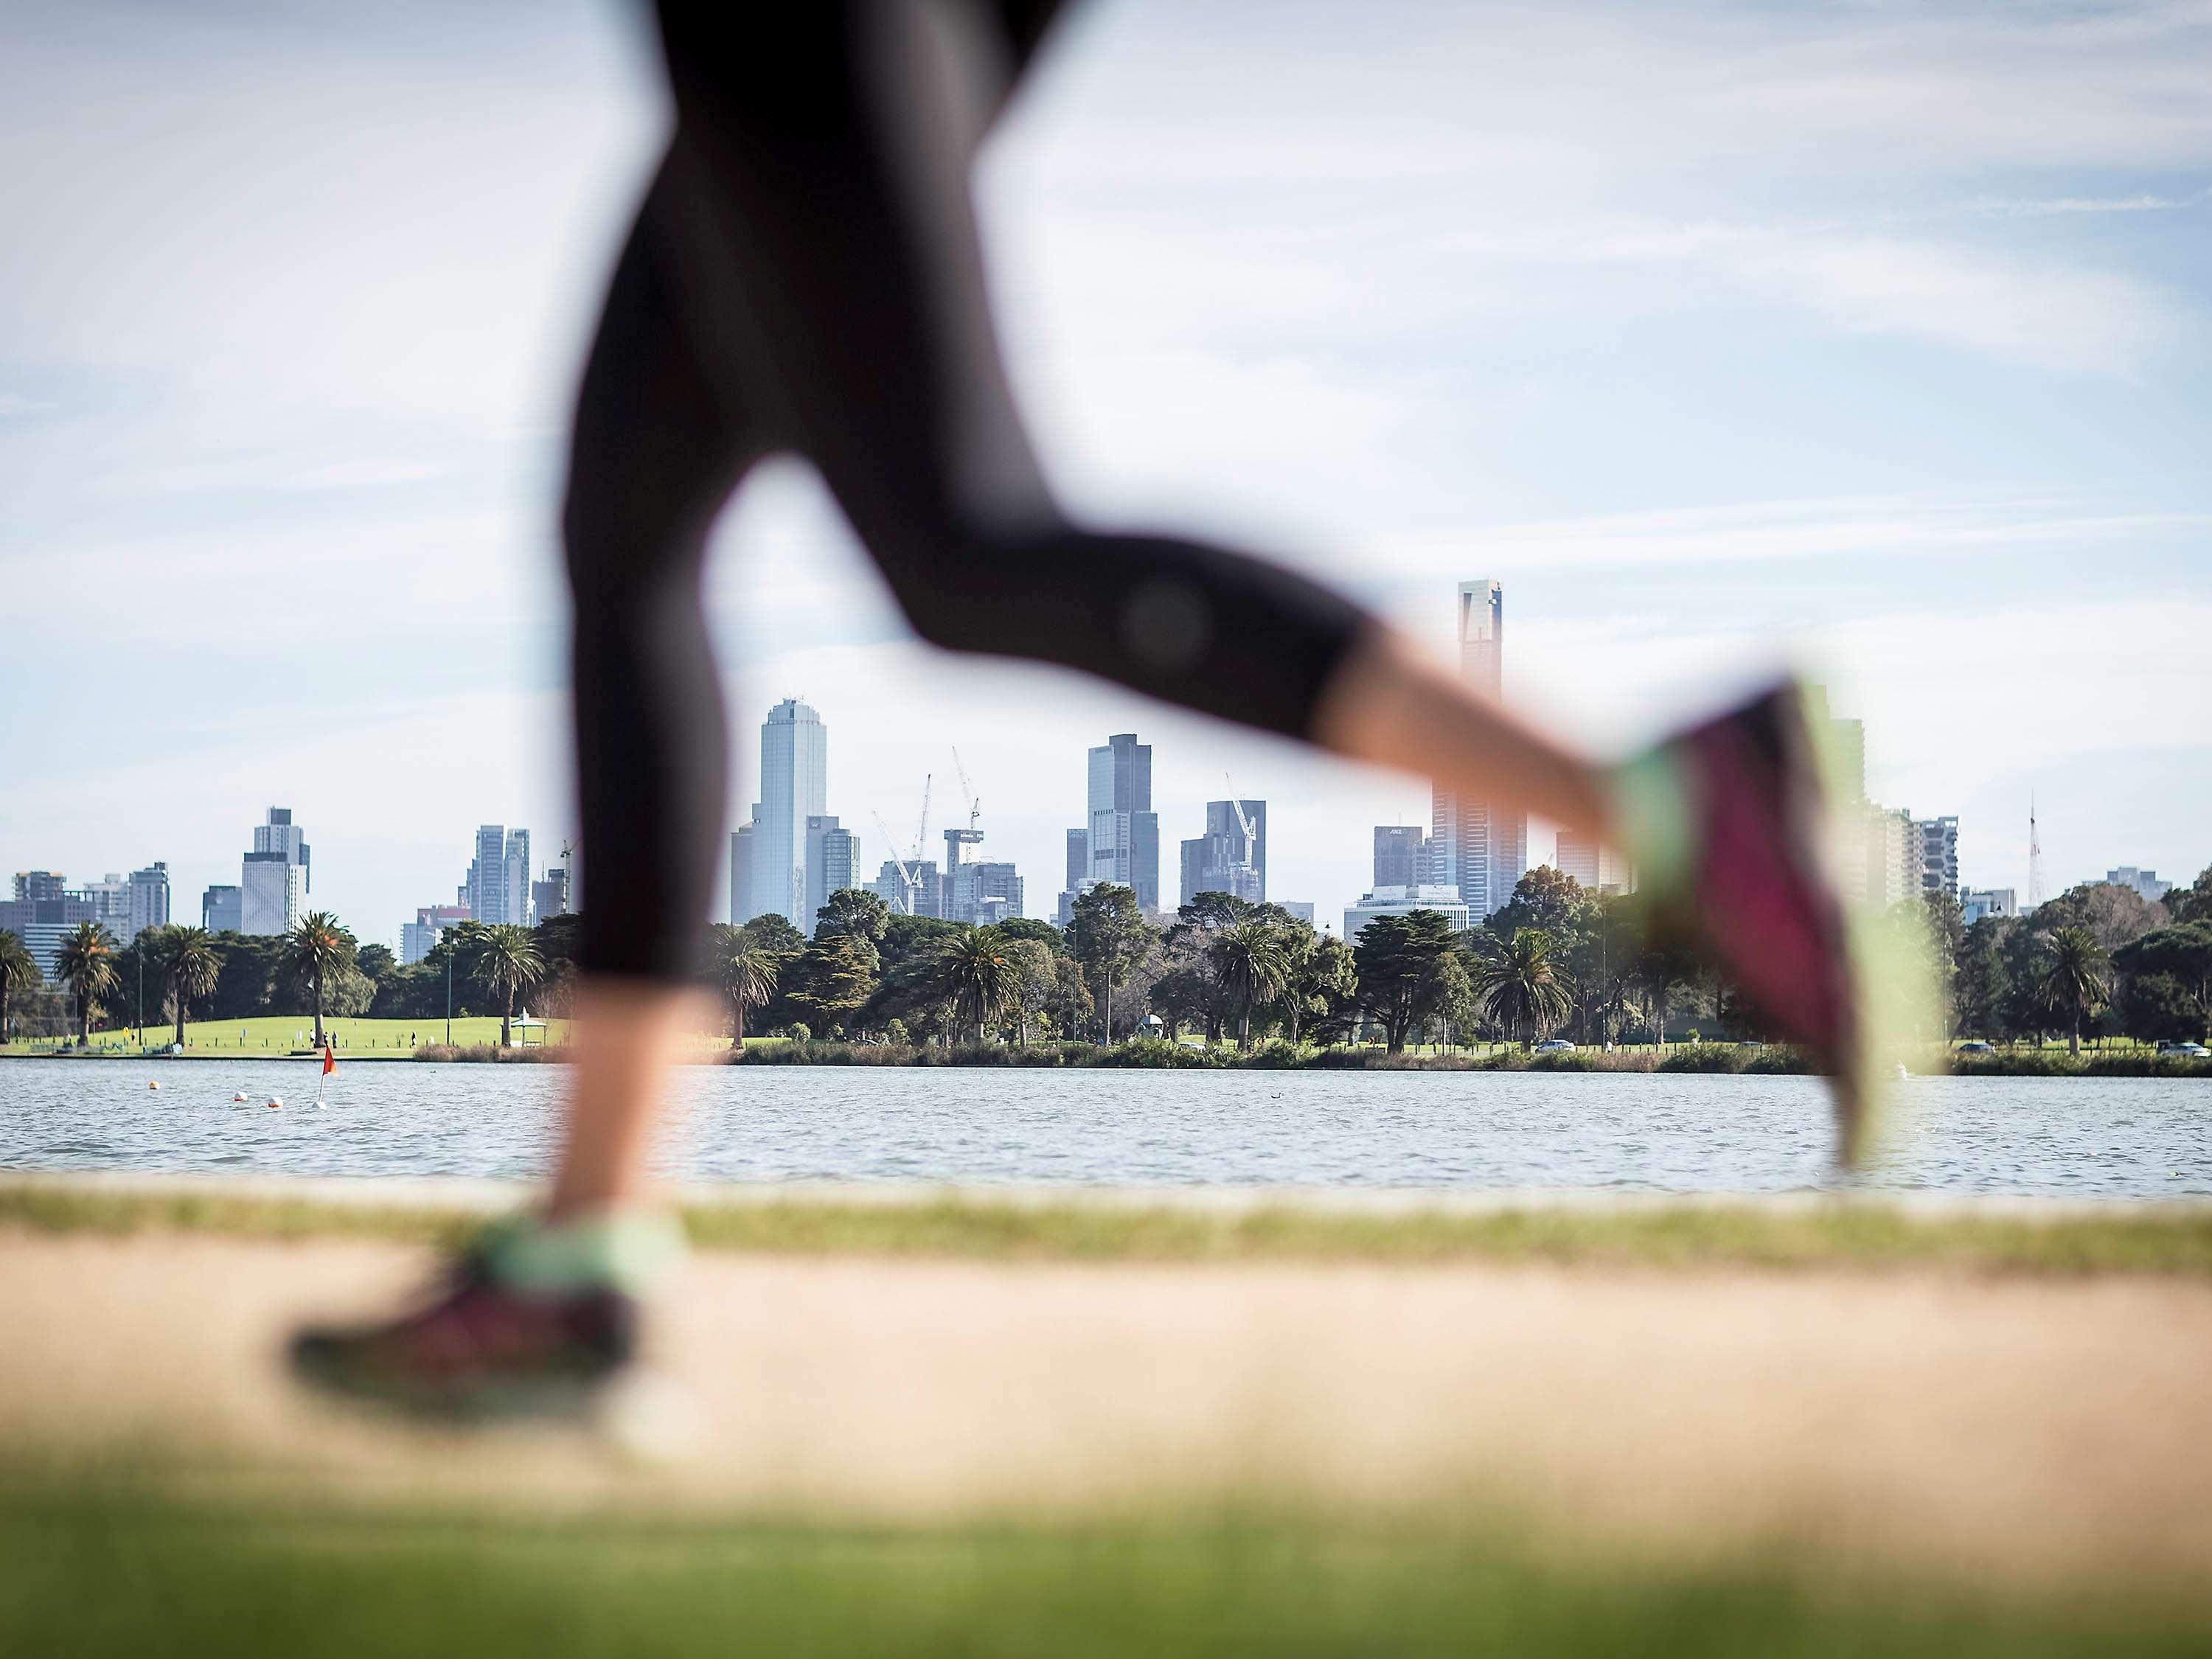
[1,1468,2204,1659]
[3,1180,2208,1276]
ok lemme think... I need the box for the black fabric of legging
[565,1,1371,981]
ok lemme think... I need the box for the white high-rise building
[504,829,532,927]
[1344,885,1471,941]
[1429,581,1526,918]
[2106,866,2174,904]
[241,807,310,935]
[1916,815,1959,900]
[466,825,508,929]
[742,698,829,927]
[1554,830,1632,894]
[127,863,170,939]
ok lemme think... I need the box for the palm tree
[1210,919,1290,1050]
[475,924,543,1047]
[52,921,119,1046]
[283,911,357,1049]
[934,926,1015,1044]
[155,925,223,1051]
[2039,925,2110,1058]
[1470,928,1576,1050]
[0,928,41,1045]
[707,923,781,1048]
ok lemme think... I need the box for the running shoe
[1613,678,1925,1164]
[289,1239,639,1422]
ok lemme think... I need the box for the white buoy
[233,1092,248,1103]
[265,1096,282,1110]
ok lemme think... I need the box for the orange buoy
[147,1080,160,1091]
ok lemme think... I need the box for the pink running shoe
[291,1239,638,1421]
[1614,679,1906,1164]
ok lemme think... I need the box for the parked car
[1532,1037,1577,1054]
[1955,1040,1994,1054]
[2156,1040,2209,1057]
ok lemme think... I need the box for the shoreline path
[4,1175,2210,1598]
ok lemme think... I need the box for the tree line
[6,859,2205,1054]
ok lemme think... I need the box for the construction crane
[914,773,932,869]
[952,748,981,835]
[1223,773,1256,853]
[869,810,920,914]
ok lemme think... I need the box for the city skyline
[6,4,2205,947]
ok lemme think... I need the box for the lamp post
[445,947,453,1047]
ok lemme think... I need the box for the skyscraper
[242,807,310,936]
[1916,816,1959,900]
[127,863,170,939]
[806,815,860,927]
[1371,825,1427,891]
[743,698,830,927]
[201,884,242,933]
[1082,733,1159,911]
[1179,799,1265,907]
[1554,829,1632,894]
[467,825,509,928]
[1429,582,1526,919]
[728,820,756,925]
[504,829,533,927]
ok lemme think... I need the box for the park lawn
[2,1471,2205,1659]
[1,1015,563,1055]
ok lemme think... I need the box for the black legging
[567,1,1371,980]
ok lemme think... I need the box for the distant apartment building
[400,903,473,966]
[80,874,131,936]
[241,807,310,936]
[807,815,861,927]
[1,872,96,977]
[728,821,756,925]
[2106,866,2174,904]
[871,857,941,919]
[1343,884,1470,942]
[1281,901,1316,927]
[504,830,532,926]
[1845,805,1920,911]
[1806,685,1866,802]
[127,863,170,939]
[1915,816,1959,900]
[201,884,243,933]
[1554,829,1632,894]
[1180,799,1266,908]
[1961,888,2018,926]
[531,866,571,922]
[1430,582,1526,918]
[1371,825,1427,891]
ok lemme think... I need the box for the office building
[1429,582,1527,918]
[400,903,473,966]
[532,866,571,922]
[871,857,941,919]
[201,885,243,934]
[1371,825,1427,891]
[807,815,861,927]
[739,698,830,928]
[1281,901,1315,926]
[2106,866,2174,904]
[1,873,96,977]
[1916,816,1959,900]
[127,863,170,939]
[946,859,1023,926]
[1343,884,1471,942]
[1554,830,1632,894]
[1961,888,2018,926]
[728,821,757,926]
[1180,799,1266,907]
[504,830,533,927]
[465,825,512,928]
[80,874,131,936]
[235,807,310,936]
[1072,733,1158,910]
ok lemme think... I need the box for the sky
[1,0,2208,947]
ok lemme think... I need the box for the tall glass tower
[1085,732,1159,911]
[751,698,830,927]
[1429,580,1527,919]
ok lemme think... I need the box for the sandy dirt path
[5,1225,2210,1593]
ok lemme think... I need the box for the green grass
[1,1471,2202,1659]
[0,1014,571,1056]
[4,1180,2208,1277]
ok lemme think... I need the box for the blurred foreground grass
[4,1179,2210,1275]
[3,1472,2207,1659]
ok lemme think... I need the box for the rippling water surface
[0,1060,2205,1197]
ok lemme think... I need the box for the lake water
[1,1060,2205,1198]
